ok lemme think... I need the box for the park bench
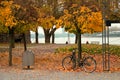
[91,41,99,44]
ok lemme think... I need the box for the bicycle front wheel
[83,56,96,73]
[62,55,76,70]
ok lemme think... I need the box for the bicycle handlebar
[72,48,77,53]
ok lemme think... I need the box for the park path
[0,44,71,54]
[0,69,120,80]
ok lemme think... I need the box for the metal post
[107,26,110,71]
[102,0,110,71]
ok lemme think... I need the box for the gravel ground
[0,69,120,80]
[28,44,70,54]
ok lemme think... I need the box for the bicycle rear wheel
[83,56,96,73]
[62,55,76,70]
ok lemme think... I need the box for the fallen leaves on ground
[0,50,120,73]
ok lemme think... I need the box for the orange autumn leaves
[0,51,120,72]
[0,1,103,34]
[37,5,62,30]
[0,1,18,28]
[37,3,103,34]
[61,5,103,34]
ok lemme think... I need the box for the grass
[1,43,120,56]
[55,44,120,56]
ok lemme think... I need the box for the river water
[31,36,120,45]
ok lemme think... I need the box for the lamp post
[102,0,110,71]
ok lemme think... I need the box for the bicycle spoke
[83,57,96,73]
[62,56,76,70]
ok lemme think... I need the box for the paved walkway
[0,69,120,80]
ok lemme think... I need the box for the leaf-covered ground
[0,44,120,72]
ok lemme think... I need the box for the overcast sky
[110,23,120,31]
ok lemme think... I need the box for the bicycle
[62,48,97,73]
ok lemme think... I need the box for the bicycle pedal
[79,63,83,67]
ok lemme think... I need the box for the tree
[37,10,56,43]
[0,0,39,66]
[61,3,103,63]
[13,0,39,47]
[14,0,40,44]
[0,0,19,66]
[37,0,63,43]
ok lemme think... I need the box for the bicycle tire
[62,55,76,70]
[82,56,96,73]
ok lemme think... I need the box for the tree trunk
[75,34,77,44]
[8,28,14,66]
[35,28,38,44]
[44,29,50,43]
[51,27,56,44]
[77,30,82,64]
[44,27,56,44]
[23,33,27,51]
[52,33,55,44]
[45,34,51,43]
[12,33,15,48]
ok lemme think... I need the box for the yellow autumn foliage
[61,6,103,33]
[38,16,55,29]
[89,12,103,32]
[72,3,78,8]
[55,19,63,28]
[37,5,62,30]
[80,6,91,13]
[0,1,17,28]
